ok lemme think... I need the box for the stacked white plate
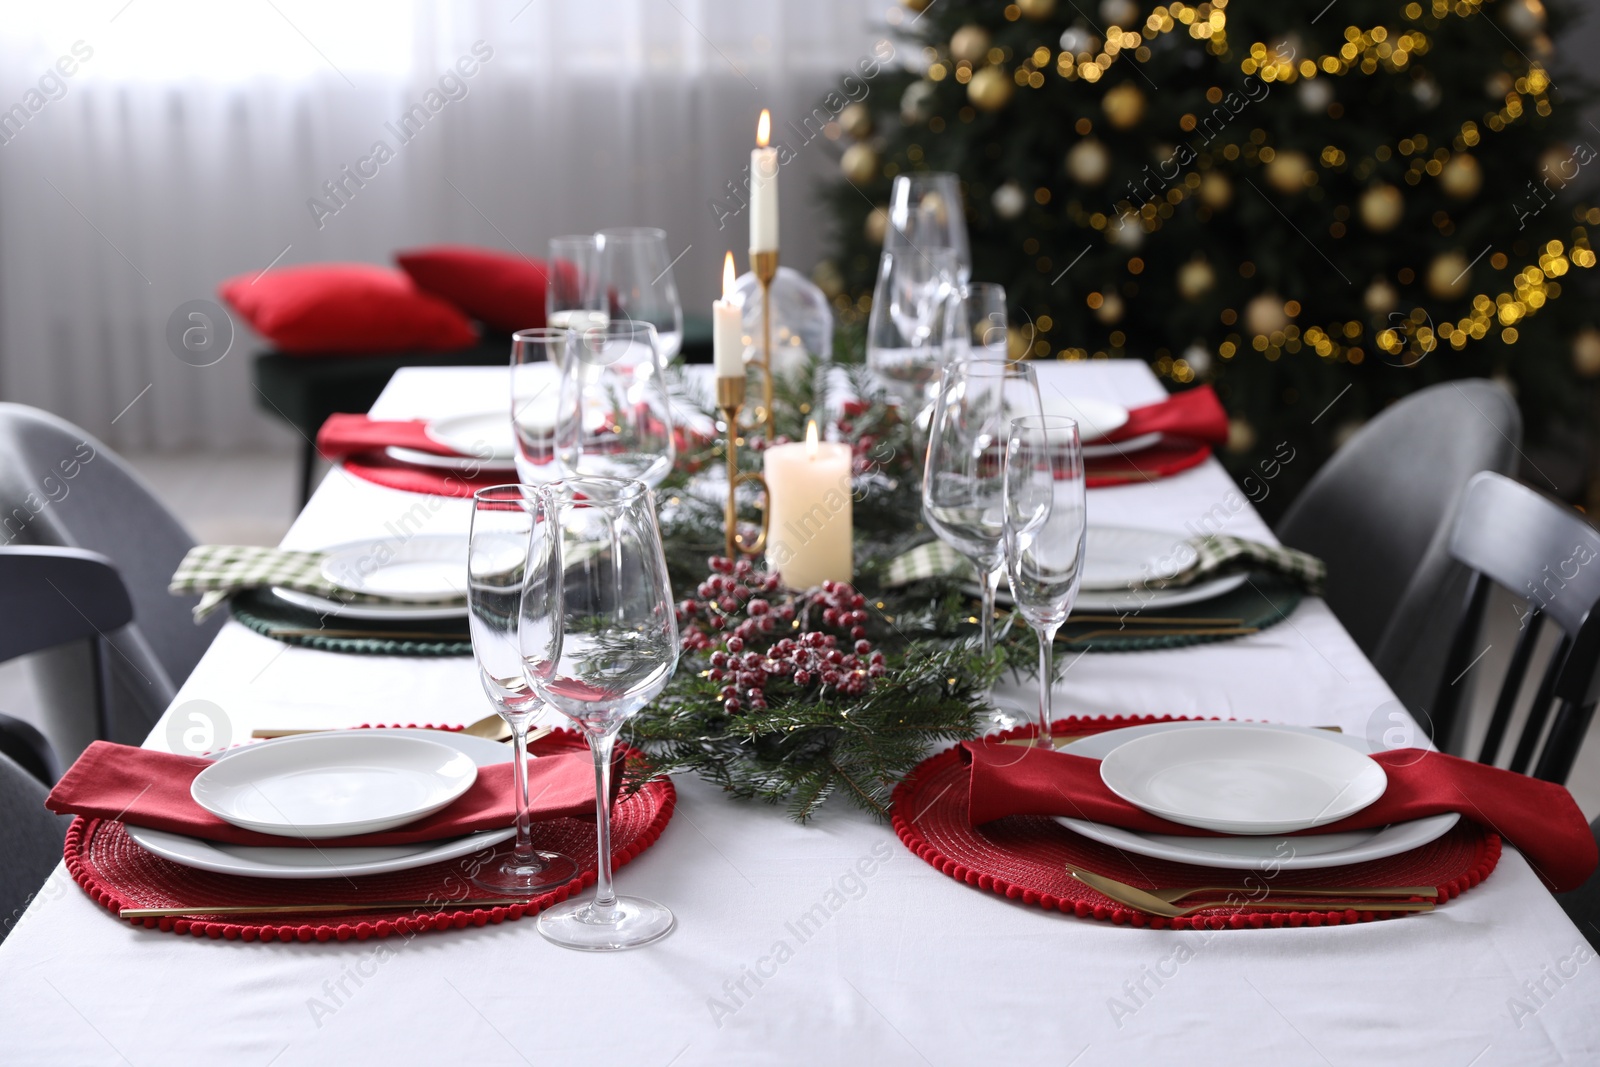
[1074,525,1246,612]
[1054,721,1457,870]
[130,729,517,879]
[384,411,518,474]
[1040,395,1162,458]
[274,534,471,622]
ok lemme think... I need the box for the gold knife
[121,898,537,919]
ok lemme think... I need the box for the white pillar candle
[712,251,743,379]
[749,109,779,253]
[764,420,853,590]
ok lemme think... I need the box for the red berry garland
[676,558,880,714]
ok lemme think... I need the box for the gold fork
[1068,867,1436,917]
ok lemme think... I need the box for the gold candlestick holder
[749,248,779,443]
[718,374,769,561]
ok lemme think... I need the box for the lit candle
[764,420,853,590]
[713,252,743,379]
[750,110,779,253]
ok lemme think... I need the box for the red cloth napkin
[46,740,602,848]
[315,414,509,497]
[1108,385,1228,445]
[963,740,1598,892]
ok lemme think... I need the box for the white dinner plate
[1081,526,1196,591]
[384,446,518,474]
[1081,431,1161,459]
[320,534,470,602]
[128,730,518,879]
[190,732,479,839]
[1072,573,1249,613]
[425,411,517,461]
[1041,395,1129,443]
[271,586,468,621]
[1052,721,1459,869]
[1098,724,1388,835]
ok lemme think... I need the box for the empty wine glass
[596,227,684,361]
[467,485,579,894]
[547,235,607,334]
[520,476,680,950]
[942,282,1009,360]
[511,328,572,486]
[885,172,971,284]
[866,247,959,414]
[923,358,1044,729]
[556,320,676,487]
[1002,416,1087,749]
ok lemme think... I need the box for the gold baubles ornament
[840,143,879,184]
[901,80,936,124]
[1503,0,1546,37]
[1440,154,1481,199]
[1198,171,1232,210]
[1427,251,1471,299]
[838,102,872,140]
[968,66,1015,111]
[1094,292,1125,323]
[1245,293,1290,336]
[865,205,889,243]
[1360,184,1404,232]
[1266,150,1312,195]
[1102,83,1146,130]
[1108,216,1143,249]
[950,24,992,64]
[1018,0,1058,19]
[992,181,1028,220]
[1363,278,1398,316]
[1573,328,1600,377]
[1486,71,1514,99]
[1226,418,1257,455]
[1177,258,1216,300]
[1066,138,1111,185]
[1059,26,1097,55]
[1099,0,1138,27]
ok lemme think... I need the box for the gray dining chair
[1275,379,1521,715]
[1426,472,1600,783]
[1560,818,1600,951]
[0,747,72,945]
[0,403,222,760]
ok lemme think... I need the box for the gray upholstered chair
[1275,379,1522,719]
[0,404,222,759]
[0,748,72,944]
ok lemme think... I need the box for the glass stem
[588,729,619,919]
[980,564,1001,657]
[510,720,536,867]
[1036,626,1059,748]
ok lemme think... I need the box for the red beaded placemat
[891,716,1500,930]
[66,729,675,942]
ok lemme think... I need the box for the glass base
[470,850,579,895]
[537,895,676,951]
[983,694,1032,733]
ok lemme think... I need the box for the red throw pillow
[218,263,478,355]
[396,245,549,334]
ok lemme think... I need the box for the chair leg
[89,636,110,742]
[298,439,316,508]
[1533,699,1597,785]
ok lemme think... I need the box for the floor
[5,449,1599,822]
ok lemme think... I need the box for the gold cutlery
[265,628,468,640]
[1068,867,1436,918]
[251,718,551,745]
[121,898,536,920]
[998,725,1345,748]
[1066,615,1245,626]
[1073,867,1436,904]
[1063,626,1259,641]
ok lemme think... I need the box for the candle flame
[757,109,771,148]
[722,251,736,298]
[805,419,819,458]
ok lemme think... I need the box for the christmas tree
[817,0,1598,512]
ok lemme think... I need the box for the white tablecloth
[2,362,1596,1066]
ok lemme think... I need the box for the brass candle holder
[718,374,769,561]
[748,248,779,443]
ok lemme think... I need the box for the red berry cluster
[677,561,884,715]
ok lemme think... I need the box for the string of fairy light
[890,0,1593,376]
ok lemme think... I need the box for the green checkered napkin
[169,544,466,621]
[883,535,1324,596]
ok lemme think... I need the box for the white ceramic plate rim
[319,534,470,602]
[1042,395,1130,442]
[1081,526,1198,591]
[128,729,515,879]
[1073,573,1250,613]
[425,411,517,461]
[1098,724,1388,834]
[1081,431,1161,459]
[270,586,469,621]
[385,446,518,473]
[190,732,479,838]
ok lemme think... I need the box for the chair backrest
[0,748,71,944]
[0,403,223,743]
[1431,472,1600,784]
[1276,379,1521,658]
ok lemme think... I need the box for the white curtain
[0,0,889,449]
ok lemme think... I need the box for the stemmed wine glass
[520,476,680,950]
[547,235,607,334]
[596,227,684,361]
[943,282,1009,360]
[511,327,573,486]
[922,358,1043,729]
[1002,415,1088,748]
[866,247,959,415]
[885,172,972,284]
[556,320,676,487]
[466,485,579,894]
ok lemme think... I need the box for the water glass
[885,172,971,284]
[596,227,684,361]
[547,235,607,334]
[866,247,960,414]
[557,320,676,487]
[943,282,1009,360]
[511,328,573,485]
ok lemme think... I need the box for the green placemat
[230,589,472,657]
[1056,573,1302,653]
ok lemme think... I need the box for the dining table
[2,359,1596,1066]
